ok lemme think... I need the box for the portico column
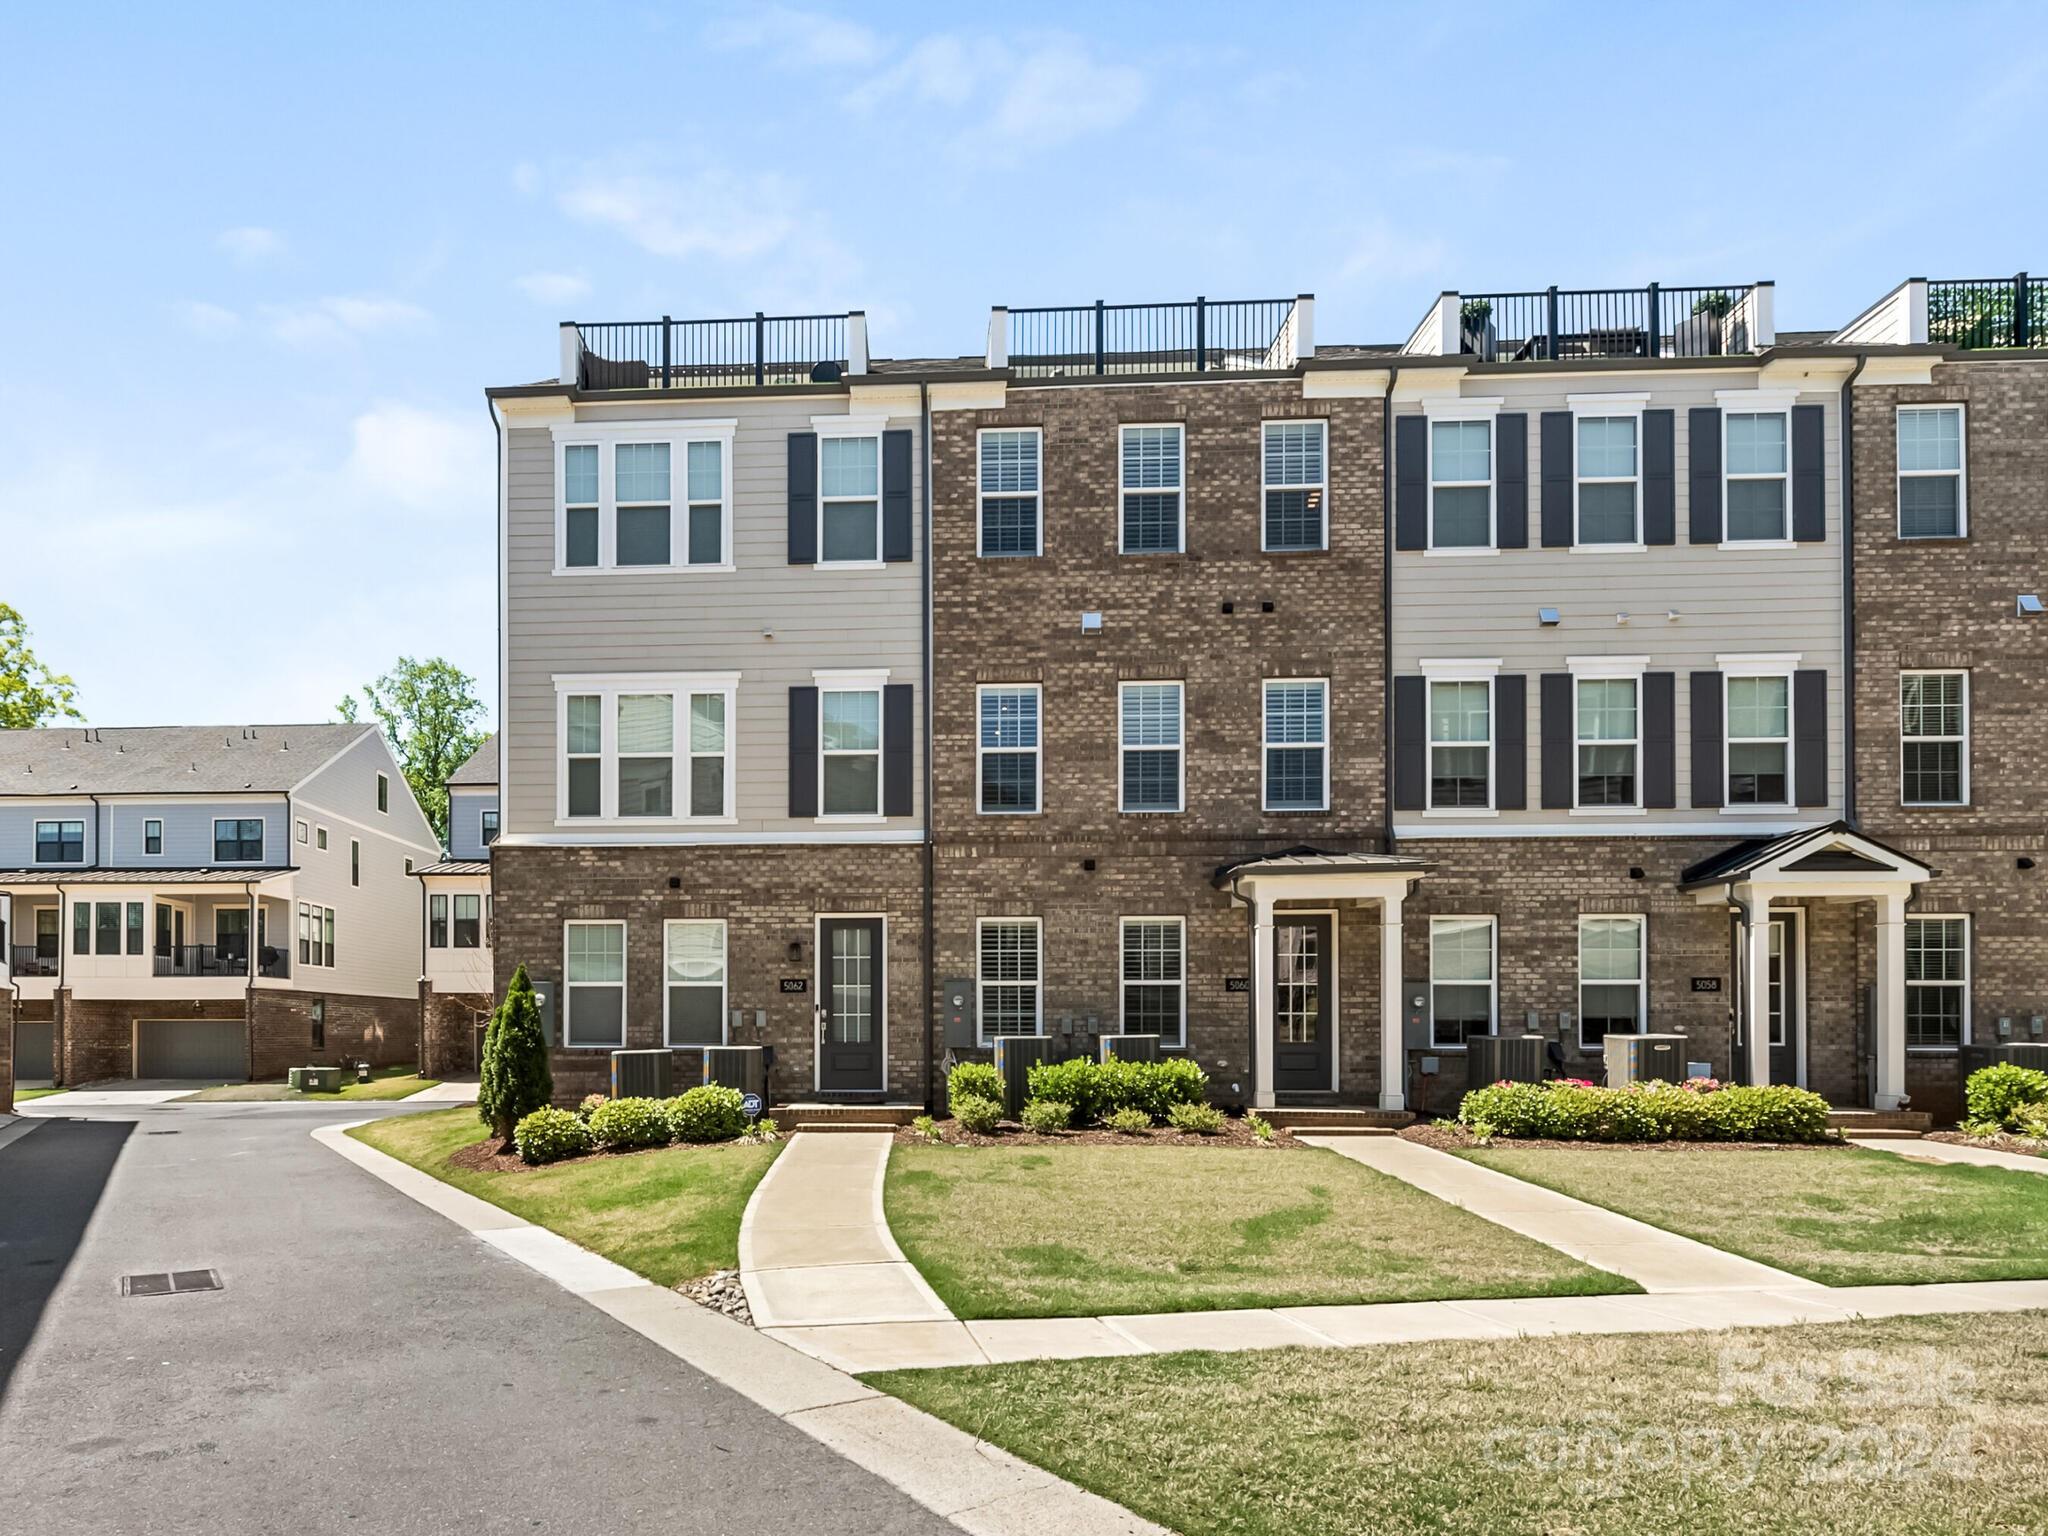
[1742,888,1773,1089]
[1873,892,1908,1111]
[1249,892,1276,1110]
[1379,891,1406,1112]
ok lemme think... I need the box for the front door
[1272,914,1335,1094]
[1767,911,1803,1087]
[36,907,59,963]
[817,918,885,1092]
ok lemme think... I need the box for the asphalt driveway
[0,1101,957,1534]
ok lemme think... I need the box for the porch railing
[1418,283,1772,362]
[1000,296,1310,377]
[563,312,862,391]
[1927,273,2044,349]
[152,944,290,979]
[8,945,58,978]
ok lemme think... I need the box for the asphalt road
[0,1101,958,1535]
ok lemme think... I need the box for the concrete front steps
[1826,1108,1933,1136]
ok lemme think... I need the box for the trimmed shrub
[1965,1064,2048,1131]
[576,1093,607,1123]
[479,964,554,1142]
[952,1093,1002,1135]
[1026,1056,1211,1125]
[948,1061,1004,1115]
[1458,1079,1830,1143]
[587,1096,672,1151]
[1167,1100,1225,1135]
[514,1106,591,1166]
[1104,1107,1152,1135]
[665,1084,748,1143]
[1021,1098,1072,1133]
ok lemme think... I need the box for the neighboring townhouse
[928,296,1424,1113]
[415,734,497,1077]
[0,723,441,1084]
[488,313,930,1107]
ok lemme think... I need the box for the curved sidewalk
[1849,1136,2048,1174]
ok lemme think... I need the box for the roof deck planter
[1459,297,1496,362]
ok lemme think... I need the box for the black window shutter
[788,686,819,817]
[883,683,914,816]
[787,433,818,564]
[1688,408,1722,544]
[1394,416,1427,551]
[1496,413,1528,549]
[1643,671,1676,808]
[1539,411,1572,547]
[1791,404,1825,542]
[1392,676,1426,809]
[1794,669,1828,807]
[1495,673,1527,808]
[882,428,914,562]
[1690,671,1724,808]
[1643,409,1675,545]
[1539,672,1573,807]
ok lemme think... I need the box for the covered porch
[0,872,297,993]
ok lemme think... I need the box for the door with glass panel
[1271,914,1334,1093]
[1734,911,1805,1087]
[817,917,885,1091]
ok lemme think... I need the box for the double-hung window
[683,441,726,565]
[557,676,738,823]
[1262,420,1326,551]
[95,901,120,956]
[1120,917,1185,1046]
[820,685,883,817]
[214,818,264,862]
[1898,406,1965,538]
[819,432,882,564]
[1119,681,1184,813]
[978,685,1041,814]
[1574,672,1640,809]
[1905,916,1968,1049]
[1429,417,1493,549]
[1725,673,1792,807]
[664,919,727,1046]
[377,774,390,813]
[614,442,672,565]
[1119,424,1183,554]
[429,894,448,949]
[35,820,84,864]
[564,444,600,566]
[617,694,675,817]
[1263,679,1328,811]
[1430,917,1496,1048]
[979,428,1041,556]
[557,428,733,570]
[564,920,626,1048]
[126,901,144,956]
[1578,916,1645,1047]
[1900,671,1968,807]
[1724,410,1789,542]
[1574,407,1641,546]
[978,918,1042,1042]
[72,904,89,955]
[453,894,482,949]
[1428,678,1491,809]
[480,810,500,845]
[143,818,163,856]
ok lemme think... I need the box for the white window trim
[1904,913,1972,1053]
[1118,422,1185,556]
[976,683,1043,817]
[1423,398,1501,555]
[563,918,628,1050]
[1261,677,1330,813]
[316,825,329,851]
[375,774,390,814]
[142,818,164,858]
[1718,654,1800,815]
[552,672,742,828]
[1119,915,1187,1048]
[815,667,890,824]
[295,819,309,845]
[428,892,448,950]
[1420,660,1500,817]
[1900,669,1970,808]
[1568,656,1648,815]
[550,421,739,575]
[1260,418,1330,553]
[1577,912,1647,1050]
[1567,394,1648,552]
[976,916,1044,1045]
[211,816,266,865]
[1429,914,1498,1051]
[663,917,730,1049]
[815,415,890,570]
[1896,403,1968,540]
[1716,390,1799,548]
[34,819,86,865]
[1117,679,1186,815]
[977,426,1043,558]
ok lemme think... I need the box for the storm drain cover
[121,1269,221,1297]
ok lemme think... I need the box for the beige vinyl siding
[503,393,924,838]
[1392,367,1845,829]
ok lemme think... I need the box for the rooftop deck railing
[1927,273,2043,349]
[562,312,866,391]
[1410,283,1773,361]
[994,296,1312,377]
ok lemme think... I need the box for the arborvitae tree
[479,964,553,1143]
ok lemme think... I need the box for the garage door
[136,1019,245,1080]
[14,1020,52,1081]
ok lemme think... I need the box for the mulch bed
[443,1134,757,1174]
[1400,1123,1846,1154]
[894,1117,1299,1150]
[1925,1130,2045,1158]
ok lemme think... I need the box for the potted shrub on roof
[1676,290,1735,357]
[1459,297,1496,361]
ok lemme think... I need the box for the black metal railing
[570,313,852,390]
[7,946,58,978]
[151,944,290,979]
[1928,273,2044,349]
[1007,297,1301,378]
[1450,284,1762,362]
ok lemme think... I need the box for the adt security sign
[741,1092,764,1121]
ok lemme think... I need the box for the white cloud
[513,271,591,305]
[173,300,240,335]
[217,225,285,264]
[844,33,1143,155]
[706,5,885,68]
[347,403,493,512]
[557,165,799,261]
[262,294,431,347]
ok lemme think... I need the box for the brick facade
[38,988,415,1086]
[422,985,493,1079]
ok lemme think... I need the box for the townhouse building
[0,723,439,1084]
[487,313,931,1107]
[415,734,498,1077]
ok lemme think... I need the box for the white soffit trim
[1390,369,1466,404]
[1853,355,1940,387]
[930,380,1007,411]
[845,382,921,414]
[1302,368,1392,400]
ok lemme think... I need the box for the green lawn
[883,1142,1634,1318]
[12,1086,64,1101]
[350,1107,778,1286]
[874,1311,2048,1536]
[182,1066,440,1102]
[1463,1143,2048,1286]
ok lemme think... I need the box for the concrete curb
[312,1121,1165,1536]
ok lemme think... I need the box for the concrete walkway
[1850,1135,2048,1174]
[408,1078,480,1104]
[1300,1134,1818,1293]
[19,1080,197,1108]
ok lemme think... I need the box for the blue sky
[5,2,2042,728]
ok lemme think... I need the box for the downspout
[243,879,258,1082]
[88,793,102,870]
[54,881,69,1086]
[1382,367,1401,854]
[919,379,935,1112]
[1841,352,1869,829]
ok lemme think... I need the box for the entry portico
[1214,849,1430,1111]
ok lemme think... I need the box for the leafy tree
[479,965,554,1144]
[337,656,486,843]
[0,603,82,728]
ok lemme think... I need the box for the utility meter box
[942,977,977,1050]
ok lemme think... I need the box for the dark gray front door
[1272,914,1334,1094]
[818,918,884,1092]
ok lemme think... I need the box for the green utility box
[289,1065,343,1092]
